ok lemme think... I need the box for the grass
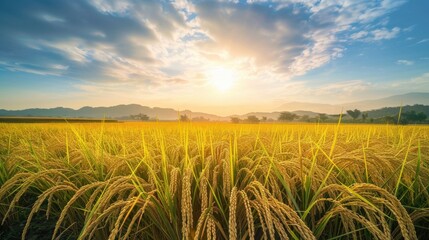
[0,122,428,239]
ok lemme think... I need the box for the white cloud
[39,14,65,23]
[350,31,369,40]
[396,60,414,66]
[89,0,132,14]
[417,39,429,44]
[371,27,400,40]
[348,27,401,42]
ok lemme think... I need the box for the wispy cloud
[273,78,375,104]
[390,72,429,90]
[350,27,401,41]
[417,39,429,44]
[371,27,401,40]
[396,59,414,66]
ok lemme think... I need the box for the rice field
[0,122,428,239]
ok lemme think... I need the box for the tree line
[345,108,427,124]
[230,109,428,124]
[129,108,428,124]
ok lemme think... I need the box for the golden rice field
[0,122,428,239]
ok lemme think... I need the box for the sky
[0,0,428,115]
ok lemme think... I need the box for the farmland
[0,122,428,239]
[0,117,118,123]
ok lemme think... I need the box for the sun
[206,67,236,92]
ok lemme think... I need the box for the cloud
[389,72,429,90]
[371,27,400,40]
[301,80,372,98]
[0,0,407,91]
[0,0,186,84]
[350,31,369,40]
[350,27,401,41]
[274,79,373,104]
[417,39,429,44]
[396,60,414,66]
[193,0,406,77]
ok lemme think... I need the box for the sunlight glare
[206,67,236,92]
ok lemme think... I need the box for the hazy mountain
[278,102,341,114]
[232,110,320,120]
[279,92,429,114]
[0,105,318,121]
[0,104,221,121]
[364,104,429,119]
[345,92,429,110]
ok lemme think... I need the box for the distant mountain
[0,104,320,121]
[345,92,429,111]
[1,92,427,121]
[279,92,429,114]
[364,104,429,119]
[278,102,341,114]
[232,110,320,120]
[0,104,226,121]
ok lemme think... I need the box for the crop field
[0,122,428,240]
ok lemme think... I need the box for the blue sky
[0,0,428,115]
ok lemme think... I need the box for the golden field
[0,122,428,239]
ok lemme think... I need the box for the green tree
[300,115,310,122]
[278,112,298,122]
[347,109,361,121]
[417,112,427,122]
[362,113,368,122]
[401,111,427,124]
[383,116,396,124]
[318,113,328,122]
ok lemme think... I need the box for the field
[0,122,428,239]
[0,117,118,123]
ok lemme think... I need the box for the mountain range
[0,92,428,121]
[278,92,429,114]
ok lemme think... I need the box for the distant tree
[347,109,361,121]
[417,112,427,122]
[246,115,260,123]
[300,115,310,122]
[362,113,368,122]
[131,113,149,121]
[383,116,396,124]
[192,116,209,122]
[261,116,268,122]
[401,111,427,124]
[180,114,190,122]
[231,117,240,124]
[278,112,298,122]
[318,113,329,122]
